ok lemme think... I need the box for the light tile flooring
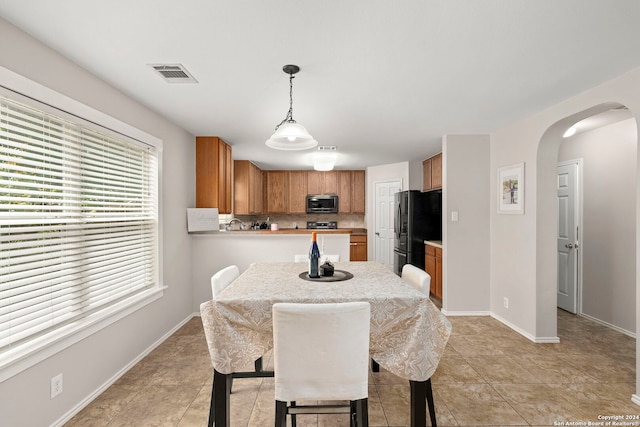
[65,310,637,426]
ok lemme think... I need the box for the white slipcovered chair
[401,263,431,295]
[207,265,267,427]
[272,302,370,427]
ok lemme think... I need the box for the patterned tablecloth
[200,261,452,382]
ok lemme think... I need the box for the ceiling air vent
[149,64,198,83]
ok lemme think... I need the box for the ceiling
[1,1,639,170]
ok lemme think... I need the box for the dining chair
[371,263,438,427]
[273,302,370,427]
[207,265,267,427]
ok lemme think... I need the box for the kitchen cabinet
[265,171,289,213]
[288,171,307,214]
[307,170,338,195]
[425,243,442,299]
[196,136,232,213]
[233,160,264,215]
[337,171,352,213]
[350,234,367,261]
[422,153,442,192]
[351,170,365,214]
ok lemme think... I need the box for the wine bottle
[309,231,321,278]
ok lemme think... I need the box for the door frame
[557,158,584,315]
[373,178,402,265]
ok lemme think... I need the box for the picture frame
[497,162,524,214]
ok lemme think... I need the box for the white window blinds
[0,96,159,358]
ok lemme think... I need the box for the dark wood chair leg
[208,375,215,427]
[291,401,297,427]
[371,358,380,372]
[426,378,437,427]
[254,356,263,372]
[356,398,369,427]
[275,400,287,427]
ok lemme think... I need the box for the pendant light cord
[275,73,296,130]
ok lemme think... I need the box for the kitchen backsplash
[235,214,366,229]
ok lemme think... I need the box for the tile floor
[65,310,637,426]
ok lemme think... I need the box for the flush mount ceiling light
[563,126,577,138]
[313,146,337,171]
[265,65,318,151]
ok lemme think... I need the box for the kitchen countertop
[424,240,442,248]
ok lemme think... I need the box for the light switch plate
[451,211,459,222]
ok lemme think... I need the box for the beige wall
[442,135,491,314]
[0,17,195,426]
[558,118,637,334]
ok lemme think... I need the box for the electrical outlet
[503,297,509,309]
[51,373,63,399]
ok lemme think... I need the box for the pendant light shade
[266,64,318,151]
[266,122,318,150]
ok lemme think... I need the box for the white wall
[442,135,491,314]
[559,118,637,334]
[0,18,195,427]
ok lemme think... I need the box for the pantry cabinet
[196,136,232,213]
[425,243,442,299]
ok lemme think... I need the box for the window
[0,92,161,377]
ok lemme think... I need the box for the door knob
[375,232,380,236]
[565,243,574,249]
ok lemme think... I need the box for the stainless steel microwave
[306,195,339,213]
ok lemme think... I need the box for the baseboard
[441,309,491,316]
[51,313,196,427]
[632,394,640,406]
[490,312,560,343]
[579,312,636,338]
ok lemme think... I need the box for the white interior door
[374,180,402,266]
[557,161,579,313]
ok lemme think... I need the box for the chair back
[401,263,431,295]
[210,265,240,298]
[272,302,370,402]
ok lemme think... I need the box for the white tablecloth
[200,261,451,382]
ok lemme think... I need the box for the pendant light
[265,64,318,150]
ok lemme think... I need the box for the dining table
[200,261,452,427]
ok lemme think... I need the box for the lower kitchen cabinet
[425,243,442,299]
[350,234,367,261]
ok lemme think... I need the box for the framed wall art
[497,162,524,214]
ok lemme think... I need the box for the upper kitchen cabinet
[288,171,307,214]
[337,171,352,213]
[234,160,264,215]
[422,153,442,192]
[351,170,365,214]
[307,171,338,195]
[196,136,232,213]
[265,170,289,213]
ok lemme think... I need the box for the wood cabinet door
[233,160,250,215]
[349,234,367,261]
[425,246,437,296]
[431,153,442,189]
[288,171,307,213]
[251,164,264,214]
[196,136,231,213]
[422,158,432,192]
[435,247,443,298]
[323,171,338,194]
[307,171,323,194]
[351,170,365,214]
[337,171,352,213]
[266,171,288,213]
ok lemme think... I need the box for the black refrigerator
[393,190,442,276]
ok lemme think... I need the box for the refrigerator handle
[395,203,401,239]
